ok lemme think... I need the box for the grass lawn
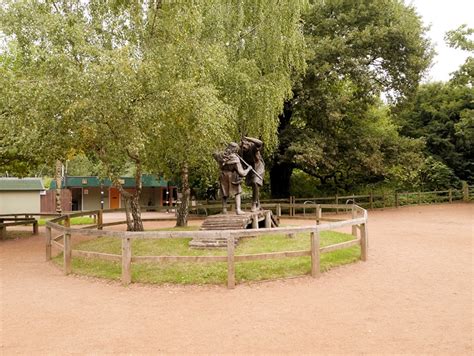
[39,216,96,226]
[53,226,361,285]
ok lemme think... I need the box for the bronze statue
[240,136,265,212]
[213,142,251,215]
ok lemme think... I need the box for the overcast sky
[409,0,474,82]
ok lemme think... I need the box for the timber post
[276,203,281,217]
[264,211,271,228]
[395,192,399,208]
[448,189,452,203]
[316,204,321,225]
[335,194,339,214]
[351,205,357,237]
[33,219,39,235]
[45,226,52,261]
[227,234,235,289]
[121,237,132,285]
[252,214,258,229]
[0,219,5,240]
[369,191,373,209]
[63,215,71,275]
[360,223,368,261]
[310,230,320,278]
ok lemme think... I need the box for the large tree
[270,0,433,196]
[396,82,473,184]
[395,24,474,186]
[145,1,307,225]
[1,0,307,226]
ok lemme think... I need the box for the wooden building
[46,175,176,212]
[0,178,45,214]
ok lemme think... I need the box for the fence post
[449,189,452,203]
[418,191,421,205]
[227,234,235,289]
[63,215,71,275]
[369,191,373,209]
[33,219,39,235]
[264,211,271,228]
[382,192,386,209]
[360,223,368,261]
[311,230,320,278]
[121,237,132,285]
[0,219,5,240]
[335,194,339,214]
[395,192,399,208]
[351,206,357,237]
[45,226,52,261]
[97,210,103,230]
[462,181,469,202]
[277,203,281,217]
[316,204,321,225]
[252,214,259,229]
[63,232,71,275]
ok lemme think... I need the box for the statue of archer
[240,136,265,212]
[213,142,251,215]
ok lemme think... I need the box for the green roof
[0,178,44,191]
[49,175,170,189]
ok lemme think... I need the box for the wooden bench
[0,217,38,240]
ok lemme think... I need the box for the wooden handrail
[46,203,369,288]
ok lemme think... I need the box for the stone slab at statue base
[189,210,279,248]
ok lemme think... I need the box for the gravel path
[1,204,472,354]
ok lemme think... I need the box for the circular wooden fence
[45,204,368,289]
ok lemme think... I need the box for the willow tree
[144,1,307,226]
[1,0,307,227]
[1,0,158,226]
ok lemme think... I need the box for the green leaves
[1,0,306,198]
[396,82,474,184]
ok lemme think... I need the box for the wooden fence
[193,184,471,217]
[45,204,368,288]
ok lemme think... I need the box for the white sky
[409,0,474,82]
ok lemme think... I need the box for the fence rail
[45,204,368,289]
[192,184,470,217]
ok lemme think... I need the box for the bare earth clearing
[1,204,472,354]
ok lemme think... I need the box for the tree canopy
[1,0,307,225]
[270,0,433,196]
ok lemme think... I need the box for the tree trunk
[131,193,143,231]
[270,162,293,198]
[131,165,144,231]
[55,160,62,213]
[123,196,134,231]
[113,165,144,231]
[176,163,190,227]
[270,99,294,198]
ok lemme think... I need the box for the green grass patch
[53,228,360,285]
[39,216,96,226]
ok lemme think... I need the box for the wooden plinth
[190,210,279,248]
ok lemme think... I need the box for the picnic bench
[0,216,38,240]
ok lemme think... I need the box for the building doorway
[71,188,82,211]
[109,188,120,209]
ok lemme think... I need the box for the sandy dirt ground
[1,204,472,355]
